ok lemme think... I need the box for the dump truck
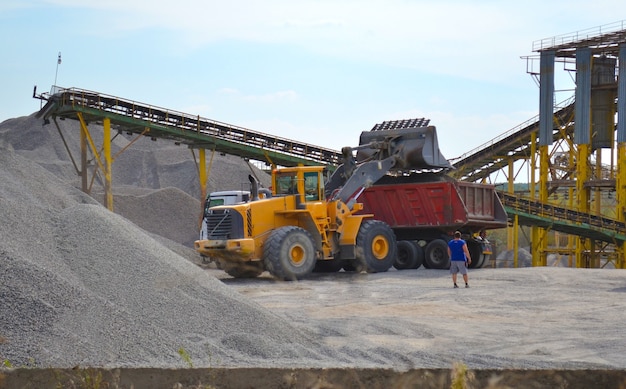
[358,173,507,270]
[195,123,453,280]
[352,120,506,271]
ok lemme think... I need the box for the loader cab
[272,166,325,202]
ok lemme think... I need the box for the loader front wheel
[354,220,396,273]
[263,226,316,281]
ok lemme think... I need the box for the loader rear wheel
[394,240,418,270]
[424,239,450,269]
[354,220,396,273]
[263,226,316,281]
[223,261,264,278]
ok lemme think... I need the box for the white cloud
[39,1,626,83]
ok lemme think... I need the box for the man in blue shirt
[447,231,472,288]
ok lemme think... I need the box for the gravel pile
[0,115,341,368]
[0,114,271,246]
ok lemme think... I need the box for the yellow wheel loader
[194,125,451,280]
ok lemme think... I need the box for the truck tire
[354,220,397,273]
[394,240,419,270]
[467,240,482,269]
[223,261,264,278]
[424,239,450,269]
[475,254,487,268]
[412,242,425,269]
[263,226,316,280]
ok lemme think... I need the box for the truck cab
[199,190,250,241]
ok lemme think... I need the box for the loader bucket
[356,124,453,170]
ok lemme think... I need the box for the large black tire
[263,226,316,280]
[475,253,488,268]
[354,220,397,273]
[222,261,264,278]
[313,259,345,273]
[467,240,482,269]
[412,242,425,269]
[424,239,450,269]
[394,240,418,270]
[342,262,358,272]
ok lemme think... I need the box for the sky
[1,1,624,160]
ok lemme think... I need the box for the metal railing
[532,20,626,52]
[499,191,626,233]
[449,96,575,164]
[45,87,343,166]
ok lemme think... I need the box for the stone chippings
[0,115,340,368]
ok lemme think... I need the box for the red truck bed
[359,173,507,236]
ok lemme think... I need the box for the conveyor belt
[499,191,626,243]
[450,97,575,182]
[36,87,343,168]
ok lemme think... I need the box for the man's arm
[463,244,472,263]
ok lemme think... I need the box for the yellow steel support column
[531,145,549,266]
[76,112,112,210]
[616,142,626,268]
[195,148,216,228]
[103,118,113,211]
[507,158,515,251]
[529,132,539,267]
[530,131,537,199]
[80,123,88,194]
[567,148,576,266]
[576,143,591,267]
[513,214,519,268]
[199,148,207,204]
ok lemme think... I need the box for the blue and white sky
[2,1,624,159]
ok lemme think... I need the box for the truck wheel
[475,254,487,268]
[263,226,316,280]
[394,240,418,270]
[467,241,482,269]
[412,242,425,269]
[354,220,397,273]
[424,239,450,269]
[223,262,264,278]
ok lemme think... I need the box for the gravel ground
[1,114,626,375]
[212,266,626,370]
